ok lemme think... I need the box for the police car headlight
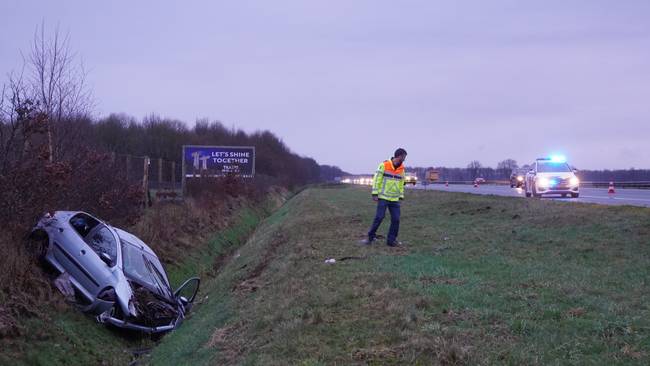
[570,177,580,186]
[517,176,523,182]
[537,177,550,188]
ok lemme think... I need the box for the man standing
[363,148,407,247]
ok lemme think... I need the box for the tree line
[408,159,650,182]
[0,24,346,191]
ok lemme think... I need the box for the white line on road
[580,195,650,202]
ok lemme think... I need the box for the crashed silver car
[31,211,200,333]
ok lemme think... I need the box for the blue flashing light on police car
[549,155,567,163]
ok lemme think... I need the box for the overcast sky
[2,0,649,173]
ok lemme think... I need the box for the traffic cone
[474,181,478,188]
[445,181,449,187]
[608,181,615,194]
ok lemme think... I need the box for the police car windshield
[537,162,572,173]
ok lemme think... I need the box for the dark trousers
[368,199,401,244]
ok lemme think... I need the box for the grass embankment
[151,185,650,365]
[0,192,286,366]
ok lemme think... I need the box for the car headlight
[570,177,579,186]
[517,176,523,181]
[537,177,550,187]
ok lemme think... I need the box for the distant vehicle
[510,169,527,188]
[426,170,439,182]
[524,156,579,198]
[404,173,418,186]
[474,177,486,184]
[31,211,200,333]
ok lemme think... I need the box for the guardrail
[581,181,650,189]
[423,181,650,189]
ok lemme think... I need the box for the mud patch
[0,306,21,338]
[450,205,492,216]
[204,322,249,364]
[565,307,586,318]
[232,233,285,293]
[419,276,466,286]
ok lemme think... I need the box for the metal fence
[112,154,182,204]
[424,180,650,189]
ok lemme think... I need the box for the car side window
[70,213,100,238]
[87,226,118,265]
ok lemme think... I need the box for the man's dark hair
[394,148,407,158]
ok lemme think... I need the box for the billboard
[182,145,255,178]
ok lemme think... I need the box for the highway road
[412,184,650,208]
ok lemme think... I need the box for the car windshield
[537,162,572,173]
[120,240,172,298]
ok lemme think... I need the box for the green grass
[4,186,649,365]
[150,185,650,365]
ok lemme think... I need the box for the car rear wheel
[27,231,49,261]
[571,193,579,198]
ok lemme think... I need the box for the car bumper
[97,311,183,333]
[537,186,579,194]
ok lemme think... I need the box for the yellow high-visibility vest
[371,159,405,202]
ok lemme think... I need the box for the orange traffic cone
[474,181,478,188]
[445,181,449,187]
[608,181,615,194]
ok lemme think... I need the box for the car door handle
[80,249,86,255]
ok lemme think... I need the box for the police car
[524,156,579,198]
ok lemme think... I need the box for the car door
[174,277,200,310]
[51,225,102,297]
[77,224,119,295]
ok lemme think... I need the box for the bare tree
[467,160,482,179]
[27,22,93,162]
[0,68,43,174]
[496,158,518,179]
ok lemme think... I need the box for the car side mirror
[174,277,200,305]
[100,252,114,267]
[179,296,189,307]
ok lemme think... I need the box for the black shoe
[360,238,375,245]
[386,241,403,247]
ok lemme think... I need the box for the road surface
[412,184,650,208]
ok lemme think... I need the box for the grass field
[149,185,650,365]
[3,185,648,365]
